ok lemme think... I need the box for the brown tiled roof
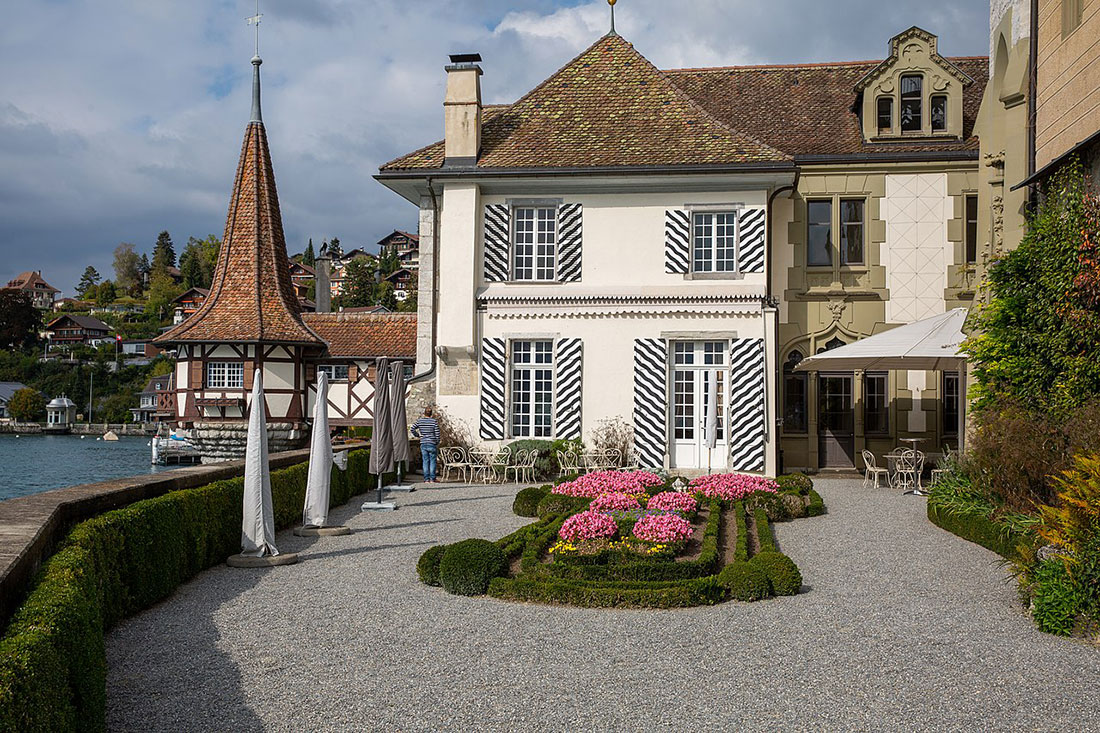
[46,314,111,331]
[155,121,321,346]
[381,35,988,170]
[666,56,988,157]
[301,312,416,359]
[6,271,58,293]
[381,34,789,170]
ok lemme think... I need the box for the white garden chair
[557,449,582,477]
[488,446,512,484]
[861,449,890,489]
[506,449,539,484]
[894,449,926,494]
[439,446,471,483]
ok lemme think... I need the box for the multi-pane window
[513,207,556,281]
[877,96,893,134]
[317,364,350,382]
[930,95,947,132]
[692,212,738,273]
[965,194,978,264]
[807,200,833,267]
[206,362,244,389]
[943,372,960,435]
[1063,0,1083,38]
[840,199,865,265]
[511,340,554,438]
[782,351,807,433]
[900,74,923,132]
[864,372,889,434]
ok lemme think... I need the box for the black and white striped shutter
[727,338,766,472]
[554,338,582,439]
[557,204,582,282]
[479,337,507,440]
[664,210,690,274]
[738,207,766,273]
[483,204,510,282]
[632,338,668,468]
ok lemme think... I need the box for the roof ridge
[664,54,988,74]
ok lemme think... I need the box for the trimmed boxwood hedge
[751,551,802,596]
[754,508,776,554]
[439,539,507,596]
[806,489,826,517]
[0,449,381,733]
[512,485,552,517]
[926,504,1029,561]
[535,493,591,519]
[734,501,749,563]
[776,472,813,495]
[488,575,726,608]
[417,545,449,586]
[717,562,772,601]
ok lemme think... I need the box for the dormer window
[930,94,947,132]
[876,97,893,134]
[900,74,922,132]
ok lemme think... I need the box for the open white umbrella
[794,308,968,372]
[241,373,277,556]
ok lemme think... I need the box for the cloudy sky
[0,0,989,297]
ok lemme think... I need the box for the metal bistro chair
[620,450,641,472]
[861,449,891,489]
[930,445,957,486]
[469,448,496,484]
[488,446,512,484]
[506,449,539,484]
[440,446,472,483]
[557,449,582,477]
[602,448,623,470]
[583,449,604,473]
[894,448,926,495]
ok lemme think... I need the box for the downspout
[410,176,440,384]
[766,173,798,473]
[1027,0,1038,205]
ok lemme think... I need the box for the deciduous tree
[113,243,142,296]
[0,290,41,349]
[7,387,45,421]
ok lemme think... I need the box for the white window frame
[509,339,555,438]
[511,205,558,282]
[691,211,740,274]
[317,364,350,383]
[206,362,244,389]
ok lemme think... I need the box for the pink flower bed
[689,473,778,501]
[646,491,698,514]
[558,510,619,542]
[632,513,694,544]
[551,470,665,498]
[589,492,641,512]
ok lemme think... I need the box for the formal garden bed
[417,470,825,608]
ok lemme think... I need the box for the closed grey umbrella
[389,361,411,469]
[368,357,394,504]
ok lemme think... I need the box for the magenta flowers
[551,470,665,498]
[589,492,641,512]
[690,473,779,501]
[558,510,619,542]
[632,513,694,543]
[646,491,698,514]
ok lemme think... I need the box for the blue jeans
[421,443,438,481]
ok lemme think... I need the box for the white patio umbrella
[704,369,718,474]
[229,373,298,566]
[297,372,351,535]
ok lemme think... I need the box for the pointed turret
[156,54,320,347]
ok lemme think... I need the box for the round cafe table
[898,437,923,449]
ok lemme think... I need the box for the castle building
[378,27,989,473]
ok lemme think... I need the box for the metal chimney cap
[448,53,482,64]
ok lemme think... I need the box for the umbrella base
[361,501,397,511]
[387,484,417,492]
[227,552,300,568]
[293,526,352,537]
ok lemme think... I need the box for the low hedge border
[754,508,776,554]
[512,485,552,517]
[926,504,1029,562]
[734,501,749,563]
[806,489,826,517]
[488,574,726,609]
[0,449,382,733]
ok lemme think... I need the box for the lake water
[0,434,167,502]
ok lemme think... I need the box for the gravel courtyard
[106,478,1100,732]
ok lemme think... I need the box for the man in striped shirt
[410,406,441,483]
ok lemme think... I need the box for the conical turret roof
[156,60,321,346]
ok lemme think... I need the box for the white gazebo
[795,308,969,448]
[46,396,76,428]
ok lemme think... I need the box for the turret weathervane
[246,0,263,57]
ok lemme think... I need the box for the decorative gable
[855,26,974,142]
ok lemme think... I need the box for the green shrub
[775,473,813,495]
[734,501,749,562]
[926,504,1031,561]
[439,539,507,596]
[536,492,591,519]
[417,545,449,586]
[0,449,377,733]
[1031,558,1082,636]
[806,489,826,517]
[512,485,551,517]
[754,508,776,554]
[506,439,584,480]
[488,575,725,609]
[717,562,772,602]
[747,490,793,522]
[751,552,802,596]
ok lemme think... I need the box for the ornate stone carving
[931,74,950,91]
[984,151,1005,170]
[826,299,848,323]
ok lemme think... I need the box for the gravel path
[106,479,1100,732]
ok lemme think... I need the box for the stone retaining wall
[0,447,316,627]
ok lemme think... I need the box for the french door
[671,341,727,469]
[818,373,855,468]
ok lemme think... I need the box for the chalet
[172,287,209,324]
[5,271,59,309]
[384,268,415,301]
[0,382,30,420]
[377,27,988,474]
[45,314,112,349]
[153,51,416,462]
[378,230,420,270]
[288,261,314,299]
[131,374,172,423]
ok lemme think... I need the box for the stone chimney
[315,254,332,313]
[444,53,482,167]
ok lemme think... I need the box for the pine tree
[152,230,176,271]
[327,237,343,259]
[179,245,203,288]
[76,266,101,297]
[138,253,151,287]
[303,239,316,267]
